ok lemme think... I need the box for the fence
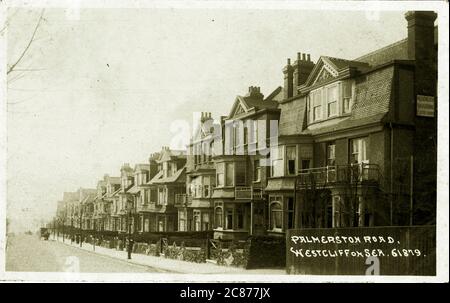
[286,226,435,275]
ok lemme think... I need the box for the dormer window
[309,80,354,123]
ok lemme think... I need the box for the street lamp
[126,199,136,260]
[79,205,83,248]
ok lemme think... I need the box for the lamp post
[71,217,74,244]
[79,206,83,248]
[126,199,136,260]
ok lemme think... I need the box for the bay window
[225,163,234,186]
[271,145,284,177]
[327,85,338,117]
[312,90,322,121]
[216,164,224,187]
[286,146,297,175]
[253,159,261,182]
[202,212,210,230]
[214,207,223,228]
[269,200,283,231]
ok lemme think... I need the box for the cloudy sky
[5,5,410,232]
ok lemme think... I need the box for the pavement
[5,234,167,273]
[54,236,287,275]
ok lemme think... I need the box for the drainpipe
[389,122,394,226]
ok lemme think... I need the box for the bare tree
[6,9,45,76]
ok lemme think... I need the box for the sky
[5,6,409,232]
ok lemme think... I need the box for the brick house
[177,112,219,232]
[55,10,437,244]
[264,11,437,235]
[139,147,186,232]
[211,86,282,240]
[93,174,121,232]
[127,164,150,233]
[118,163,135,233]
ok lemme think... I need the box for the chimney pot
[287,58,291,65]
[297,52,301,60]
[302,54,306,61]
[307,54,311,61]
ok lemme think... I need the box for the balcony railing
[235,186,264,200]
[297,163,380,186]
[175,194,192,207]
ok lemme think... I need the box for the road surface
[5,234,166,273]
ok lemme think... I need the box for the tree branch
[7,9,45,75]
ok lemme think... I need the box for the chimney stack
[293,52,315,96]
[405,11,437,96]
[246,86,264,99]
[283,58,294,99]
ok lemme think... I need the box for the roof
[355,38,409,67]
[80,193,96,204]
[134,164,150,171]
[264,86,283,102]
[147,170,163,184]
[228,95,279,119]
[107,177,121,185]
[304,56,370,88]
[158,148,187,163]
[307,65,394,135]
[149,167,186,184]
[127,185,140,194]
[279,97,307,136]
[282,63,395,136]
[355,25,437,67]
[111,188,121,197]
[324,56,371,71]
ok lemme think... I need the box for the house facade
[55,11,437,244]
[137,147,186,232]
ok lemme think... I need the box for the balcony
[235,186,264,200]
[297,163,380,187]
[175,194,192,207]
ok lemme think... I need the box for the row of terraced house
[55,11,438,243]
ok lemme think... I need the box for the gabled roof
[157,148,187,163]
[304,56,370,87]
[111,188,121,197]
[264,86,283,102]
[127,184,140,194]
[147,170,164,184]
[228,95,278,119]
[80,193,96,204]
[148,167,186,184]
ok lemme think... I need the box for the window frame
[286,145,297,176]
[326,84,338,118]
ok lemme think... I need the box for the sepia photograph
[0,0,448,284]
